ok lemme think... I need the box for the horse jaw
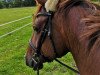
[45,0,59,12]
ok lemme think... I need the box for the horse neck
[67,11,100,75]
[55,2,100,75]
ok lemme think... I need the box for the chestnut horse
[26,0,100,75]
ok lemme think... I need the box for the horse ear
[35,0,38,5]
[45,0,59,12]
[35,0,46,5]
[35,0,41,5]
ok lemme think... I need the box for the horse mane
[79,10,100,50]
[55,0,100,51]
[58,0,96,14]
[75,2,100,50]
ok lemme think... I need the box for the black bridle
[29,8,79,75]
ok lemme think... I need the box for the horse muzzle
[26,56,43,70]
[32,56,43,70]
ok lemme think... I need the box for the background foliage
[0,0,99,9]
[0,0,36,8]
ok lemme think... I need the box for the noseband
[29,6,79,75]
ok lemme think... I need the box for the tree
[13,0,22,7]
[0,1,3,8]
[0,0,36,8]
[23,0,36,7]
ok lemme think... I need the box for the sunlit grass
[0,7,35,24]
[0,18,32,35]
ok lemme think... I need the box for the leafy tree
[0,1,3,8]
[13,0,22,7]
[0,0,36,8]
[23,0,36,7]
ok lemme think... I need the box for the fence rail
[0,22,32,39]
[0,16,31,27]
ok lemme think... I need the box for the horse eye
[33,26,40,32]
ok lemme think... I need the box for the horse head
[25,0,69,70]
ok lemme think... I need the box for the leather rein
[29,7,79,75]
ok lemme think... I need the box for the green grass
[0,18,31,35]
[0,7,76,75]
[0,7,34,24]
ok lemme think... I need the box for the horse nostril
[25,57,33,68]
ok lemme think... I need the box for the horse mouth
[26,58,43,70]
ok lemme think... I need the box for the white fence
[0,16,31,27]
[0,16,32,39]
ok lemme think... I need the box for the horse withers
[26,0,100,75]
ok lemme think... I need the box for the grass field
[0,7,76,75]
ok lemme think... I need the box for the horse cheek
[41,37,55,59]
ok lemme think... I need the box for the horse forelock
[45,0,60,12]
